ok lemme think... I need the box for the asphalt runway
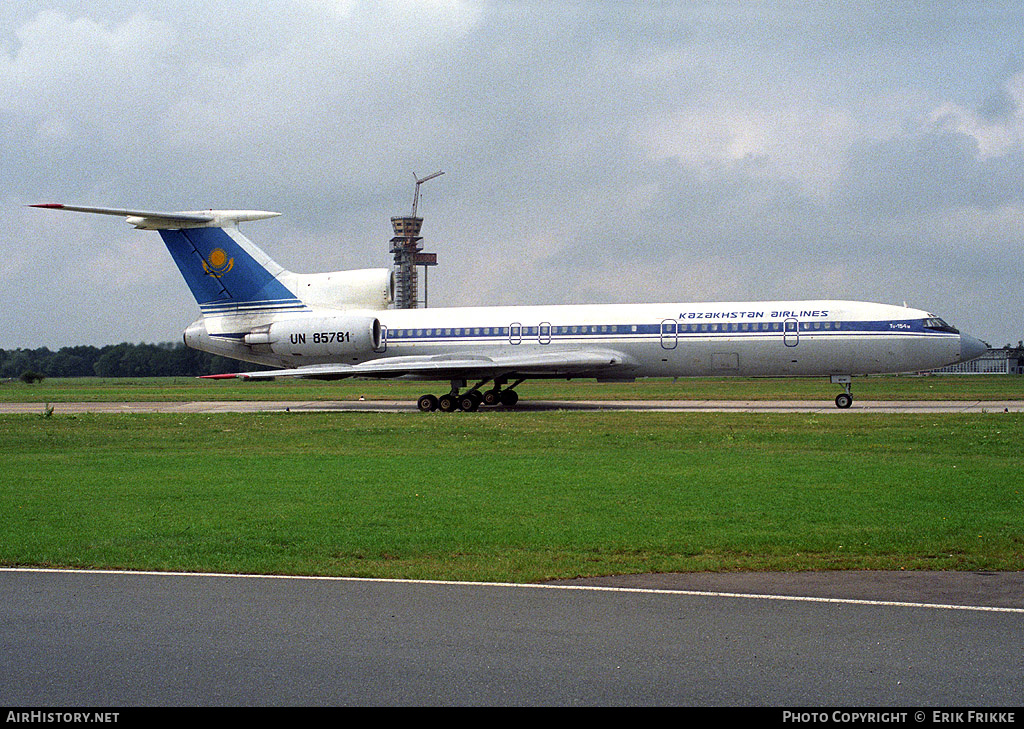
[2,568,1022,707]
[1,398,1021,414]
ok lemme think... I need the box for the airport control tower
[390,171,442,309]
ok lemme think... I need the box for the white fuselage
[189,298,965,380]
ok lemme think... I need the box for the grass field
[3,374,1024,403]
[1,388,1021,581]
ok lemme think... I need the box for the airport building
[390,215,437,309]
[390,172,442,309]
[925,347,1023,375]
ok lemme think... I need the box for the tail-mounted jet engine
[244,315,383,358]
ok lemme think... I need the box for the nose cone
[959,333,987,363]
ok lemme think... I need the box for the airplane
[32,203,988,411]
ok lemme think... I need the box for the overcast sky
[3,1,1023,349]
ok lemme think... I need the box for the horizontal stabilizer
[30,203,280,229]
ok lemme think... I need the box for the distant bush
[19,370,45,384]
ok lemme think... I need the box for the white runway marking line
[3,567,1023,615]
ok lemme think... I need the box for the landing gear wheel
[459,393,480,412]
[438,394,459,412]
[499,389,519,407]
[417,394,438,412]
[482,389,502,407]
[835,393,853,409]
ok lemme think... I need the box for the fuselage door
[660,319,678,350]
[509,322,522,345]
[539,322,552,345]
[784,318,799,347]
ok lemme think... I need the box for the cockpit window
[922,317,959,333]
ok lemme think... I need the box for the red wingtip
[29,203,65,208]
[199,373,240,379]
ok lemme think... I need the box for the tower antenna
[411,170,444,217]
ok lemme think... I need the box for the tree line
[0,342,262,380]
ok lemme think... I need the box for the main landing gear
[416,378,524,413]
[831,375,853,409]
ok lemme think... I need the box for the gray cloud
[3,1,1023,349]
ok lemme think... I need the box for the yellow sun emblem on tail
[203,248,234,277]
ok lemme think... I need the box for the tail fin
[31,204,306,316]
[158,226,306,316]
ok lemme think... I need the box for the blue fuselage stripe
[215,320,953,344]
[380,320,946,340]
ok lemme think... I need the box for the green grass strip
[1,411,1021,581]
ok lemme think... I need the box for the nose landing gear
[831,375,853,409]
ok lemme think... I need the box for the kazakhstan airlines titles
[678,309,830,320]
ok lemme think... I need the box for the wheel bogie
[416,387,519,412]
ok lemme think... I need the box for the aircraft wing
[203,349,633,381]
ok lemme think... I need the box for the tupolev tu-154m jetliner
[33,203,988,411]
